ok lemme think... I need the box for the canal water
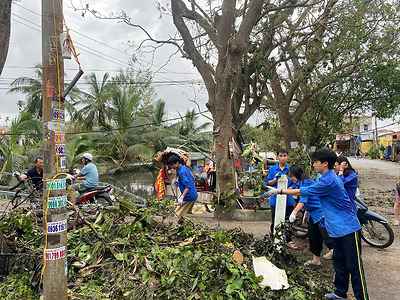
[100,168,159,199]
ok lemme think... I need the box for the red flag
[155,167,166,200]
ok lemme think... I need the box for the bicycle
[3,176,42,216]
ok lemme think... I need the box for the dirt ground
[188,157,400,300]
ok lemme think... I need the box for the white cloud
[0,1,211,127]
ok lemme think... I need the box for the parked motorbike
[293,197,394,249]
[74,185,113,207]
[66,175,113,207]
[355,197,394,249]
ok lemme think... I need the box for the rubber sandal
[304,260,322,268]
[325,293,348,299]
[287,242,299,249]
[323,250,333,260]
[392,220,399,226]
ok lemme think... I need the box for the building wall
[360,141,373,154]
[378,135,392,148]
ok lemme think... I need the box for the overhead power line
[13,3,200,77]
[0,110,212,136]
[10,12,205,95]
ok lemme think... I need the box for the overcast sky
[1,0,220,127]
[2,1,397,132]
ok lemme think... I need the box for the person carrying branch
[168,155,198,224]
[265,148,368,300]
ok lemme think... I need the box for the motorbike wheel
[292,209,308,238]
[360,220,394,249]
[94,194,113,207]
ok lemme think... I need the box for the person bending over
[168,155,198,224]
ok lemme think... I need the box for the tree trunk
[0,0,12,76]
[277,109,301,150]
[213,90,235,192]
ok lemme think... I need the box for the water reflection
[100,168,158,199]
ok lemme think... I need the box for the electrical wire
[11,3,203,94]
[0,110,212,137]
[13,2,200,77]
[7,16,204,93]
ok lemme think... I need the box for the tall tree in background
[0,0,11,76]
[72,73,113,131]
[169,0,265,191]
[168,108,212,152]
[251,0,400,149]
[8,65,79,119]
[0,112,42,176]
[8,65,43,118]
[75,0,306,193]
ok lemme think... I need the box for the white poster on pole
[274,175,288,243]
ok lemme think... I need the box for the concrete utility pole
[42,0,68,298]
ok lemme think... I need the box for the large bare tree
[169,0,267,191]
[0,0,12,76]
[250,0,400,149]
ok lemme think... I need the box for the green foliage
[288,147,314,177]
[241,119,283,152]
[251,0,400,149]
[367,147,380,159]
[0,206,331,300]
[0,212,42,250]
[0,273,38,300]
[239,173,261,190]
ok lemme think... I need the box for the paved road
[190,157,400,300]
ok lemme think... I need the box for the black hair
[276,148,289,156]
[288,165,312,182]
[336,156,356,177]
[167,155,182,165]
[311,148,337,169]
[34,156,43,163]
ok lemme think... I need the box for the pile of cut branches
[0,200,332,299]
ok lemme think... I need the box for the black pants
[308,216,334,256]
[332,231,369,300]
[270,205,293,243]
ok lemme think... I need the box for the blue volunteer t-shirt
[299,169,361,238]
[177,165,198,202]
[80,162,98,188]
[296,179,324,224]
[266,164,295,206]
[338,171,358,214]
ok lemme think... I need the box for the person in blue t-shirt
[335,156,358,214]
[168,155,198,224]
[265,148,368,300]
[265,148,297,248]
[70,153,99,204]
[287,165,334,267]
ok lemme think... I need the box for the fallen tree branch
[68,201,104,240]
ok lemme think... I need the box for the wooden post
[42,0,68,298]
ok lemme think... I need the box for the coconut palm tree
[72,73,113,131]
[0,113,42,182]
[168,108,212,152]
[65,133,98,173]
[8,64,80,119]
[8,65,43,118]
